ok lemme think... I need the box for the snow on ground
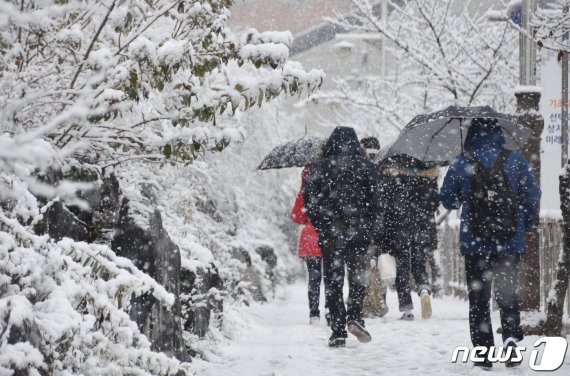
[192,279,570,376]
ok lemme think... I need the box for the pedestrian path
[191,282,570,376]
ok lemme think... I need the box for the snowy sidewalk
[192,282,569,376]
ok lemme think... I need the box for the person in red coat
[291,164,329,324]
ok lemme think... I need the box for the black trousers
[393,246,430,311]
[321,238,368,337]
[465,253,524,348]
[304,257,329,317]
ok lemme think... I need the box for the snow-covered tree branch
[312,0,518,134]
[0,0,323,169]
[523,0,570,53]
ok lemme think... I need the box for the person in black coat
[376,153,439,320]
[304,126,382,347]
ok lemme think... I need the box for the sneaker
[347,320,372,343]
[400,311,414,321]
[420,290,432,319]
[328,333,346,348]
[473,360,493,371]
[309,316,320,325]
[504,340,522,368]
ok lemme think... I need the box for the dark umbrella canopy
[386,105,533,162]
[257,136,326,170]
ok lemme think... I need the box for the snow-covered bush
[0,203,182,374]
[0,0,323,373]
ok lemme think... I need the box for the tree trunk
[545,164,570,336]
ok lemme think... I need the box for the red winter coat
[291,165,322,258]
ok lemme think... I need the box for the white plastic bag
[378,253,397,282]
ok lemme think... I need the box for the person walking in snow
[375,153,438,321]
[291,163,330,325]
[359,137,390,318]
[303,126,382,347]
[440,118,540,369]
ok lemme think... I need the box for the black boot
[328,332,347,348]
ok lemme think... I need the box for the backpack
[318,156,375,236]
[465,150,517,242]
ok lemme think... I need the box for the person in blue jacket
[304,126,382,347]
[440,118,540,369]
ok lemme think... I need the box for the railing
[436,217,570,315]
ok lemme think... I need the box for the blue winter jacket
[439,120,541,255]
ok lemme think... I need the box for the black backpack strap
[493,149,511,171]
[463,152,480,172]
[463,151,475,163]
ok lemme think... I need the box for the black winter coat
[304,127,382,246]
[375,154,439,255]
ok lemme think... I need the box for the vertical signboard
[540,50,567,213]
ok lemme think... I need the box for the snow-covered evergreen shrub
[0,0,323,373]
[0,0,322,168]
[0,197,182,374]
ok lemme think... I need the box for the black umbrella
[257,136,326,170]
[386,105,533,162]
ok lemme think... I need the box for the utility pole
[519,4,525,84]
[521,0,535,86]
[517,0,543,312]
[562,4,569,167]
[381,0,387,80]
